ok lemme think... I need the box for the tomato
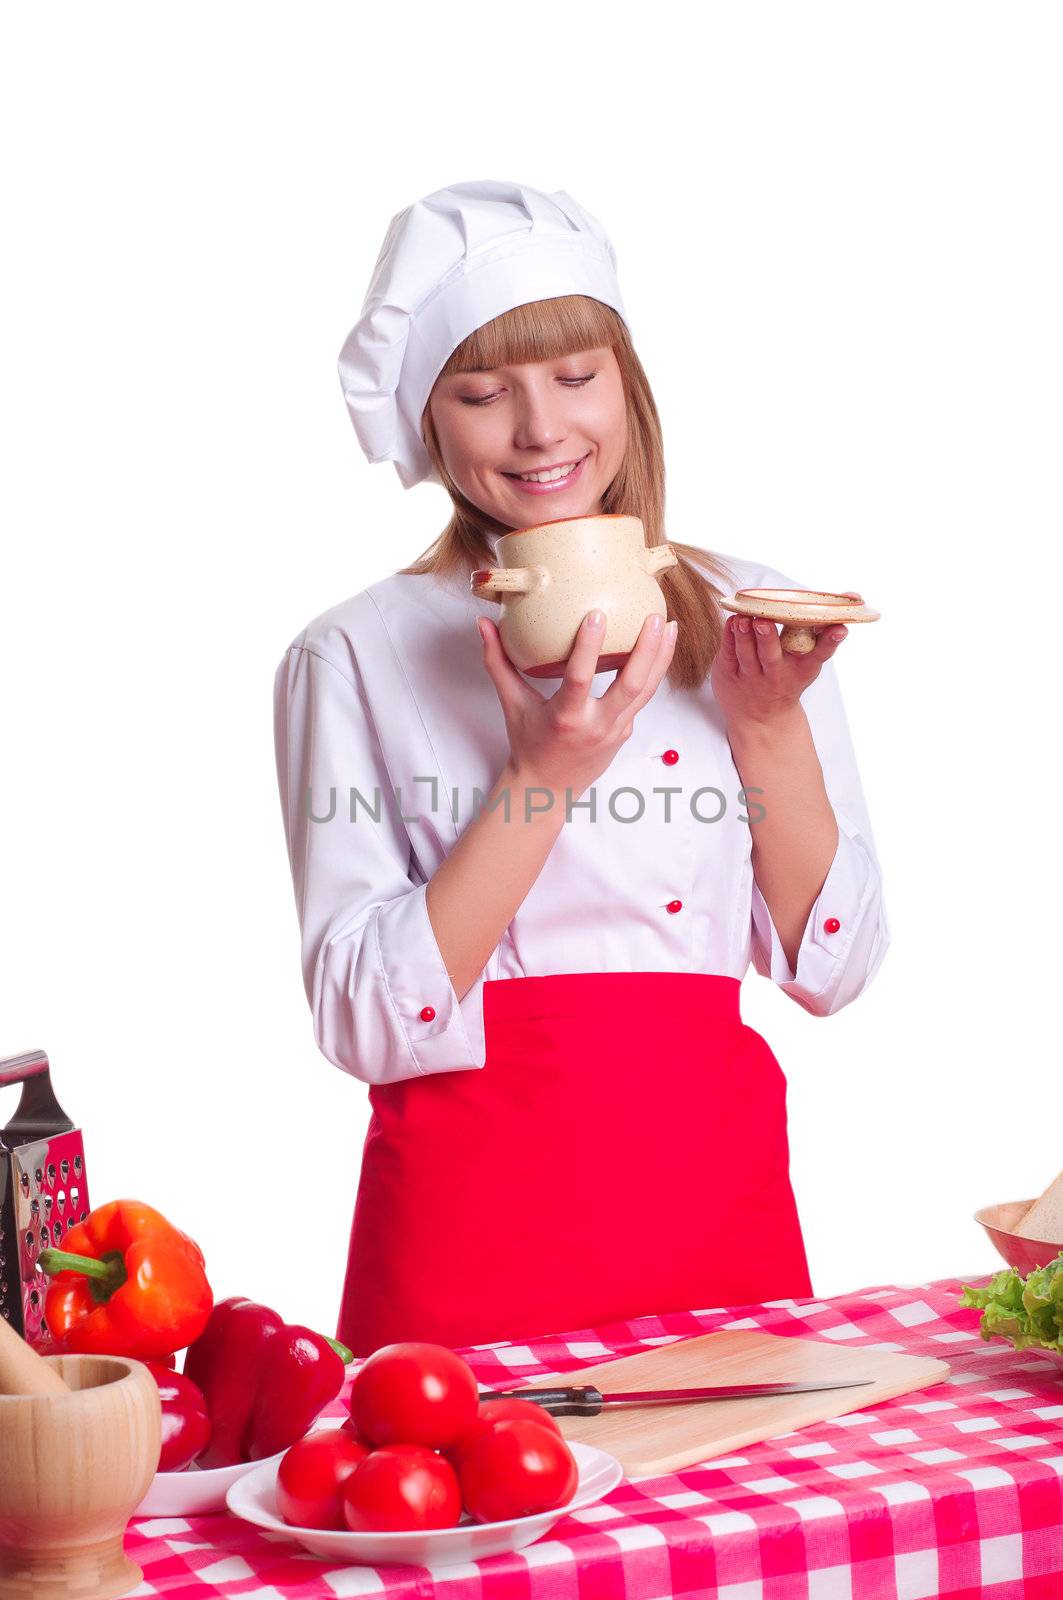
[348,1342,479,1449]
[142,1360,212,1472]
[458,1419,579,1523]
[341,1443,462,1532]
[446,1397,562,1473]
[477,1399,562,1434]
[339,1413,373,1448]
[276,1431,370,1529]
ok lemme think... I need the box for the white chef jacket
[272,551,889,1086]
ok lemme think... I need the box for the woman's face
[426,344,627,529]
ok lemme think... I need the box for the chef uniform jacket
[272,551,889,1089]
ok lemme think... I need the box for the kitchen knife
[478,1379,874,1416]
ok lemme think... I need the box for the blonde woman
[273,180,889,1358]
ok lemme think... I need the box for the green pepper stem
[38,1249,113,1280]
[324,1334,354,1364]
[37,1248,127,1303]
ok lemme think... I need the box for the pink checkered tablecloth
[123,1272,1063,1599]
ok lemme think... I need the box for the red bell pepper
[142,1360,213,1471]
[37,1199,213,1359]
[183,1296,352,1467]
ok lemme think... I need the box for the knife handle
[478,1385,604,1416]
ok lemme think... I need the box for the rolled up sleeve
[273,642,488,1083]
[749,654,890,1016]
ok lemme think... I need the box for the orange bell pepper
[37,1198,213,1359]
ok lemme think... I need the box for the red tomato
[478,1399,562,1434]
[339,1413,373,1448]
[459,1419,578,1523]
[446,1398,562,1473]
[341,1443,462,1532]
[348,1342,478,1449]
[142,1360,212,1472]
[277,1431,370,1530]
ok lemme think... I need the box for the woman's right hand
[476,609,678,801]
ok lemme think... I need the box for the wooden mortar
[0,1314,161,1600]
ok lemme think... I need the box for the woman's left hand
[710,594,860,731]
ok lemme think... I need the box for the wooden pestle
[0,1311,70,1396]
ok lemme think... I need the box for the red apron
[337,971,813,1357]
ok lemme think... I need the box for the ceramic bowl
[226,1438,623,1568]
[134,1447,289,1517]
[974,1199,1063,1274]
[134,1410,353,1517]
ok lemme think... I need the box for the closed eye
[459,373,597,406]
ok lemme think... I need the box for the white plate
[225,1439,624,1567]
[134,1414,351,1518]
[134,1448,289,1517]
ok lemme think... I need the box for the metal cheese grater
[0,1049,92,1351]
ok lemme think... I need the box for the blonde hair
[399,294,738,691]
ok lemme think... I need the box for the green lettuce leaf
[959,1252,1063,1352]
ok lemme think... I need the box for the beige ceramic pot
[470,513,677,677]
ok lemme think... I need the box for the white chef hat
[337,179,629,489]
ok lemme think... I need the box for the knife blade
[478,1379,874,1416]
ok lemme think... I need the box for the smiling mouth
[501,452,590,484]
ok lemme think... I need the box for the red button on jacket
[662,749,679,765]
[419,1005,436,1021]
[823,918,841,934]
[666,899,683,914]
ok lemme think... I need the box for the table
[124,1272,1063,1598]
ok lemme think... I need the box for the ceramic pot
[471,513,677,677]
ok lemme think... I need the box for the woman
[273,180,890,1358]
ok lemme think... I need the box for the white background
[3,4,1060,1346]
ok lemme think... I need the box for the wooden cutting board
[548,1330,950,1476]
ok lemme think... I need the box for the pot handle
[470,566,546,604]
[641,543,678,577]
